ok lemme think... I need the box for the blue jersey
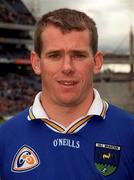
[0,104,134,179]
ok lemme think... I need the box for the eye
[47,53,61,60]
[72,53,86,60]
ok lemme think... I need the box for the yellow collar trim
[28,100,107,133]
[41,119,65,132]
[29,107,36,120]
[100,100,107,118]
[66,115,93,134]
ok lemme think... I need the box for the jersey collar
[28,89,108,133]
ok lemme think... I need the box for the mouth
[57,80,78,86]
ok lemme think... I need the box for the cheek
[40,61,61,76]
[78,63,94,79]
[40,63,53,77]
[40,63,59,87]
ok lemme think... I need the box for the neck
[40,90,94,127]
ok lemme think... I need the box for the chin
[58,97,81,107]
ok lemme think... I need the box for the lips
[58,80,78,86]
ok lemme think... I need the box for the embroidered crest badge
[11,145,40,173]
[94,143,121,176]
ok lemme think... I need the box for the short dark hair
[34,8,98,56]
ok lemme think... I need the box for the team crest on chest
[94,143,121,176]
[11,145,40,173]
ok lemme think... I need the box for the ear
[30,51,41,75]
[93,51,103,74]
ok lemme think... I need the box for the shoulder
[105,104,134,150]
[107,103,134,122]
[106,103,134,138]
[0,108,29,138]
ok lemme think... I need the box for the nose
[61,55,74,75]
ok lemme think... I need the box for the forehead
[41,25,91,50]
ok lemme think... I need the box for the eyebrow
[70,50,88,54]
[46,49,88,54]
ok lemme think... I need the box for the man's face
[31,25,103,107]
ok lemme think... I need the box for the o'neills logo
[53,138,80,149]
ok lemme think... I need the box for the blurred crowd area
[0,44,30,61]
[0,72,40,118]
[0,0,39,120]
[0,0,35,25]
[0,0,35,64]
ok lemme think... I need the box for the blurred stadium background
[0,0,41,123]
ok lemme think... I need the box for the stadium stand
[0,0,35,25]
[0,0,35,63]
[0,0,38,120]
[0,66,40,118]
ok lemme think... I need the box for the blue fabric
[0,105,134,179]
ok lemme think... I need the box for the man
[0,8,134,180]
